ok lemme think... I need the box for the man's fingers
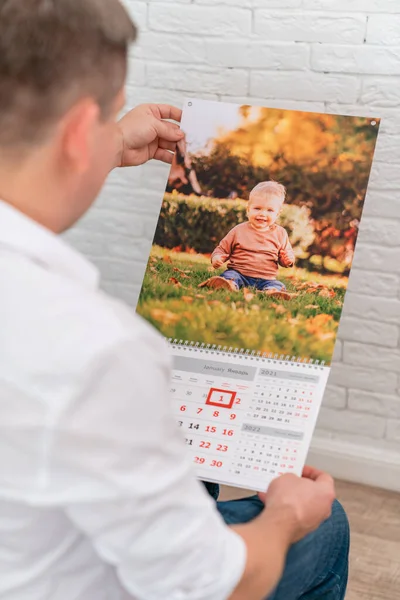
[159,139,177,152]
[154,104,183,123]
[154,119,184,142]
[302,465,324,481]
[154,148,175,164]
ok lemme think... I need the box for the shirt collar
[0,200,100,289]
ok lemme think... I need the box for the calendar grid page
[170,344,330,492]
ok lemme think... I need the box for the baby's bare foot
[264,289,296,301]
[198,276,238,291]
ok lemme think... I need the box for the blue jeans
[221,269,286,292]
[203,483,349,600]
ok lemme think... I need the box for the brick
[361,78,400,108]
[205,41,309,70]
[140,161,171,192]
[148,4,251,36]
[323,385,347,409]
[253,0,302,6]
[127,59,146,87]
[125,1,148,31]
[147,63,248,95]
[372,135,400,165]
[322,430,400,453]
[386,419,400,441]
[332,340,343,362]
[338,316,399,347]
[343,341,400,372]
[220,97,326,113]
[254,11,366,44]
[250,71,359,103]
[316,407,386,439]
[348,389,400,419]
[369,161,400,190]
[302,0,400,12]
[312,45,400,76]
[328,362,398,394]
[102,281,140,309]
[195,0,252,6]
[134,33,205,64]
[367,15,400,46]
[362,190,400,220]
[353,244,400,275]
[342,291,400,324]
[358,217,400,247]
[347,270,399,299]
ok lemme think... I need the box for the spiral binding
[166,338,326,369]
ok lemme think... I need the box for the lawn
[137,246,348,365]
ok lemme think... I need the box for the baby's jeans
[220,269,286,292]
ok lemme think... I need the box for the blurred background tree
[166,107,379,274]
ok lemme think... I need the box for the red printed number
[195,457,205,464]
[216,444,228,452]
[211,460,223,468]
[200,441,211,449]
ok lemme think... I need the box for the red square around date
[206,388,236,409]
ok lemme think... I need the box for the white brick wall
[65,0,400,490]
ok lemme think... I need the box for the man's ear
[59,98,100,174]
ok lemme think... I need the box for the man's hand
[260,466,335,544]
[116,103,184,168]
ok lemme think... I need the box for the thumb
[153,118,185,142]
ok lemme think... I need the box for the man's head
[247,181,286,231]
[0,0,137,231]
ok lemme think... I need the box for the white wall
[65,0,400,491]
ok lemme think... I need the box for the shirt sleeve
[211,228,235,263]
[278,230,295,268]
[49,328,246,600]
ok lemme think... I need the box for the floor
[220,480,400,599]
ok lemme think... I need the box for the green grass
[137,246,348,364]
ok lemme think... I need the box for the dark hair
[0,0,137,148]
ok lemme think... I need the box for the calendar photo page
[137,98,381,491]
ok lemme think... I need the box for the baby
[200,181,295,300]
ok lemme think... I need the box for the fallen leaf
[208,300,221,306]
[173,268,190,279]
[251,304,260,311]
[319,332,335,341]
[274,305,287,315]
[243,289,255,303]
[195,294,205,299]
[288,317,300,325]
[169,277,183,287]
[181,296,194,304]
[150,309,179,326]
[150,257,158,264]
[305,287,317,294]
[312,314,333,326]
[162,255,173,264]
[181,311,194,320]
[304,304,319,309]
[150,267,157,273]
[319,288,336,298]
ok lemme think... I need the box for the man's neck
[0,149,67,233]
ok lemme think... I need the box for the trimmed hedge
[154,192,315,256]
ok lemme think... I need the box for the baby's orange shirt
[212,221,295,279]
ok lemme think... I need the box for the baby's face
[247,193,283,230]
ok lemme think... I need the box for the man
[0,1,349,599]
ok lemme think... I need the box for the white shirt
[0,201,246,600]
